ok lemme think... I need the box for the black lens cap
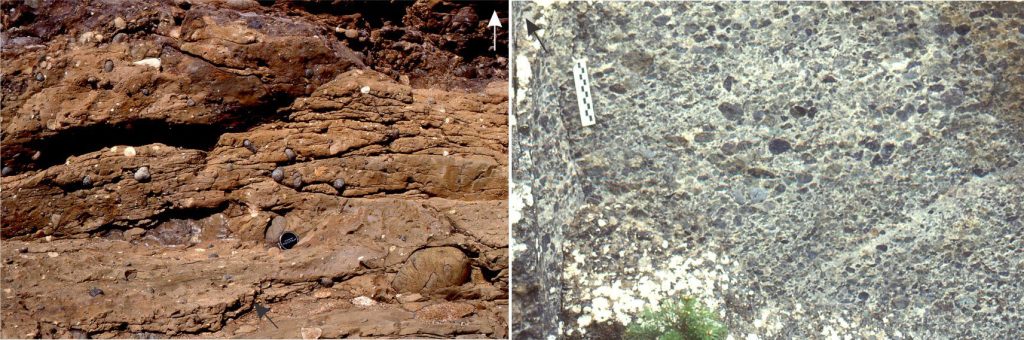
[279,232,299,250]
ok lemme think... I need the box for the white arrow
[487,11,502,52]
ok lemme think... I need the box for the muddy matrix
[1,0,509,338]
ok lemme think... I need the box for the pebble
[47,252,59,258]
[89,288,104,297]
[304,68,313,78]
[82,175,92,187]
[397,293,425,303]
[18,247,28,253]
[141,88,150,96]
[134,166,151,182]
[103,59,114,73]
[31,151,41,161]
[123,146,136,157]
[243,139,257,153]
[271,167,284,182]
[133,58,161,69]
[1,167,12,176]
[749,187,768,203]
[319,277,333,287]
[360,86,370,94]
[768,138,792,154]
[124,228,145,240]
[332,178,345,192]
[112,32,127,43]
[186,98,196,106]
[284,148,296,161]
[301,327,323,340]
[344,29,359,39]
[954,24,971,35]
[208,253,219,258]
[292,175,303,188]
[113,17,127,30]
[351,296,376,306]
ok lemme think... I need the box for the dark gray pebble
[82,175,92,187]
[208,253,219,259]
[89,287,104,297]
[292,175,303,188]
[271,167,284,182]
[769,139,792,154]
[717,102,744,122]
[187,98,196,106]
[284,148,296,161]
[319,277,333,287]
[244,139,257,153]
[35,72,44,81]
[224,274,233,281]
[103,60,114,73]
[1,167,10,176]
[333,178,346,192]
[954,24,971,35]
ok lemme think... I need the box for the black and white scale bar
[572,58,596,127]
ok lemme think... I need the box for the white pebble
[133,58,161,70]
[360,86,370,94]
[123,146,136,157]
[351,296,376,306]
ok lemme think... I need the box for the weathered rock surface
[512,1,1023,339]
[393,246,472,294]
[1,0,508,338]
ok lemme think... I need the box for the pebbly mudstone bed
[1,0,509,338]
[511,1,1023,339]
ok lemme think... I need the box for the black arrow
[254,302,279,329]
[525,19,548,53]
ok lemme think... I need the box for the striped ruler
[572,58,596,127]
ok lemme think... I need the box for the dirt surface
[1,0,508,338]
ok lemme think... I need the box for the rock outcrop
[1,0,508,338]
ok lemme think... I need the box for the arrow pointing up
[487,11,502,28]
[488,11,501,52]
[525,19,547,53]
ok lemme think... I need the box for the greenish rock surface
[511,1,1024,339]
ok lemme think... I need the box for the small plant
[624,296,728,340]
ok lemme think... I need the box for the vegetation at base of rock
[624,296,727,340]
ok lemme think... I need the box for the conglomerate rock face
[511,1,1022,339]
[1,0,508,338]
